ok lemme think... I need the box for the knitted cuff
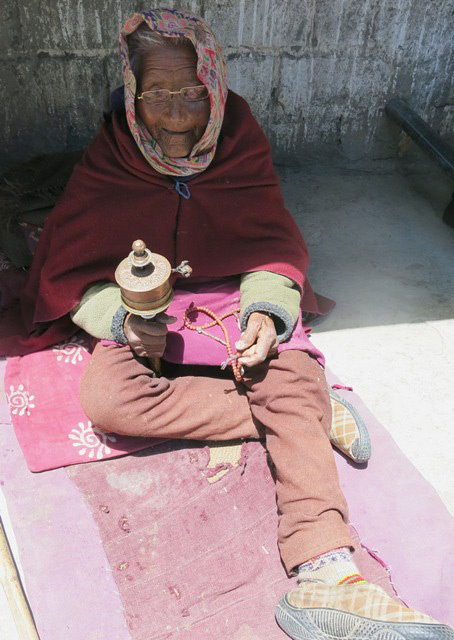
[241,302,295,343]
[111,306,129,345]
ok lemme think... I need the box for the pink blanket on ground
[0,410,392,640]
[1,377,454,639]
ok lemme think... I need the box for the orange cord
[182,305,242,381]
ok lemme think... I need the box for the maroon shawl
[2,91,324,355]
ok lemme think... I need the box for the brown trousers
[80,344,353,573]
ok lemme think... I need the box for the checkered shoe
[329,389,371,464]
[276,582,454,639]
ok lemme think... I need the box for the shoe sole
[276,596,454,640]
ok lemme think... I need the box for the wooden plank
[0,519,40,639]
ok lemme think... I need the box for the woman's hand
[235,312,279,368]
[124,312,177,358]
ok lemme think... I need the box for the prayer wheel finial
[130,239,151,267]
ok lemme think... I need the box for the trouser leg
[81,344,353,573]
[243,350,353,574]
[80,343,261,440]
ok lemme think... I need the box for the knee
[80,372,116,433]
[79,343,172,437]
[79,356,127,434]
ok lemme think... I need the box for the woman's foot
[276,581,454,640]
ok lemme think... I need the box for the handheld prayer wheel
[115,239,192,372]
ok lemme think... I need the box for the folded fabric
[5,333,162,472]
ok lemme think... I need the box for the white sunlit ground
[281,164,454,514]
[1,162,454,637]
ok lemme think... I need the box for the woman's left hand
[235,312,279,368]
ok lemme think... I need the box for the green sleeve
[240,271,302,342]
[70,282,122,340]
[72,273,302,343]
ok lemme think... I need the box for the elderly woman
[8,8,451,640]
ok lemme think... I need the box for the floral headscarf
[119,8,228,177]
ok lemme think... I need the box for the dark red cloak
[1,91,328,355]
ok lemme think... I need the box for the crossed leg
[80,343,352,572]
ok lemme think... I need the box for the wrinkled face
[136,43,210,158]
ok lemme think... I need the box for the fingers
[236,312,278,368]
[127,330,167,357]
[237,344,259,367]
[235,314,261,351]
[126,315,168,336]
[133,344,165,359]
[124,313,170,358]
[154,312,178,325]
[238,332,275,367]
[129,336,167,358]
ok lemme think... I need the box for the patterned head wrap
[119,8,228,177]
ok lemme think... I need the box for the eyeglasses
[137,85,209,105]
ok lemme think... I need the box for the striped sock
[297,547,367,586]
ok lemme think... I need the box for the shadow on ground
[277,165,454,332]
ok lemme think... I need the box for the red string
[182,305,242,381]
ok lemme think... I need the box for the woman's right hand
[124,312,177,358]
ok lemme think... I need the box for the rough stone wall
[1,0,454,170]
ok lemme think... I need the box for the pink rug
[1,354,453,637]
[66,440,396,640]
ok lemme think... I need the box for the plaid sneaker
[276,582,454,639]
[329,389,371,463]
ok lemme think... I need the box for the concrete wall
[1,0,454,170]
